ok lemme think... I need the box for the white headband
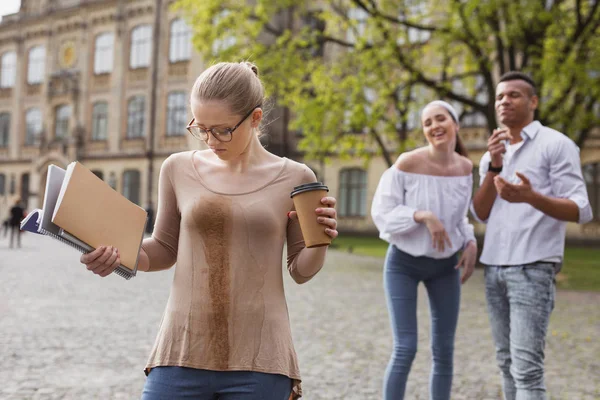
[423,100,459,123]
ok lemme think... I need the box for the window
[169,19,191,62]
[347,7,369,45]
[20,173,30,206]
[27,46,45,84]
[1,51,16,88]
[54,105,71,139]
[25,108,42,146]
[406,2,430,44]
[338,168,368,217]
[91,102,108,140]
[472,166,481,197]
[122,170,141,205]
[127,96,145,138]
[167,92,187,136]
[9,174,15,194]
[583,163,600,221]
[212,11,236,54]
[94,33,114,74]
[91,170,104,181]
[462,76,488,127]
[0,173,5,195]
[130,25,152,69]
[0,113,10,147]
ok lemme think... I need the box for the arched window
[25,108,42,145]
[91,102,109,140]
[27,46,45,84]
[0,113,10,147]
[122,169,141,205]
[0,51,16,88]
[166,92,187,136]
[338,168,368,217]
[130,25,152,69]
[127,96,145,138]
[94,33,114,74]
[54,105,71,139]
[169,19,191,62]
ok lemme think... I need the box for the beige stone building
[0,0,599,242]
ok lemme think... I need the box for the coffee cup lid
[290,182,329,198]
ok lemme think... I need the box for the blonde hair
[191,61,265,118]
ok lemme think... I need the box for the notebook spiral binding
[41,229,90,253]
[40,228,135,280]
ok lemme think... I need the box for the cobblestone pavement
[1,234,598,400]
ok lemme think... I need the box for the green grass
[559,247,600,292]
[332,235,600,292]
[330,235,389,258]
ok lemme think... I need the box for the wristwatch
[488,164,503,173]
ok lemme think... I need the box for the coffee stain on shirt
[193,195,233,369]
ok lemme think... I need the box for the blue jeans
[485,264,556,400]
[141,366,293,400]
[383,245,461,400]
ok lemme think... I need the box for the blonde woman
[80,62,338,400]
[371,101,477,400]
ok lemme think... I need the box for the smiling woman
[371,99,477,400]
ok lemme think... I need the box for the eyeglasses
[186,104,261,143]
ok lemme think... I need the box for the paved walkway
[0,234,598,399]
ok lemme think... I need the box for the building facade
[1,0,599,242]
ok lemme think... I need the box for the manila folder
[51,162,147,272]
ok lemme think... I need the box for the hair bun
[242,61,259,77]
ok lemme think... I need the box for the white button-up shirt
[472,121,593,266]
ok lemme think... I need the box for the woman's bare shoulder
[456,154,473,175]
[394,148,427,173]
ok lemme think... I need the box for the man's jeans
[485,263,556,400]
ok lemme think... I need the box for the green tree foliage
[175,0,600,166]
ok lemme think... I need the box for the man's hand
[487,128,509,168]
[493,172,536,203]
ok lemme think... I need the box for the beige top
[141,151,319,399]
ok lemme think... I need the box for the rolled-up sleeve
[371,168,419,238]
[549,139,593,224]
[469,152,491,224]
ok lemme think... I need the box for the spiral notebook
[20,163,147,280]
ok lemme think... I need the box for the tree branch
[369,127,394,167]
[350,0,440,31]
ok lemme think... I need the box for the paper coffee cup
[290,182,331,248]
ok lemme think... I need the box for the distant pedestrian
[9,199,25,248]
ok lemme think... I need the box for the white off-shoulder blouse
[371,168,476,259]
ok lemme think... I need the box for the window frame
[94,32,115,75]
[0,112,10,147]
[0,51,17,88]
[338,168,368,217]
[91,101,109,141]
[25,108,42,146]
[27,46,45,84]
[130,25,152,69]
[169,19,192,63]
[54,104,71,139]
[127,96,145,139]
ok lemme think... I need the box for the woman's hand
[456,240,477,284]
[414,211,451,252]
[80,246,121,277]
[289,196,339,240]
